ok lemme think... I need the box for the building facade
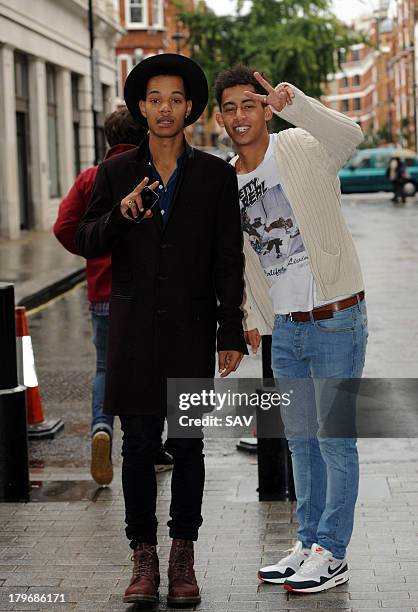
[116,0,194,101]
[0,0,124,239]
[387,0,416,148]
[323,0,417,150]
[324,42,377,134]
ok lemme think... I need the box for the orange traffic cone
[15,306,64,439]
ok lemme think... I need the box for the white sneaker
[284,543,349,593]
[258,541,311,584]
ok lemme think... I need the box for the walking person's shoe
[283,543,349,593]
[258,541,311,584]
[90,429,113,486]
[124,543,160,604]
[167,539,201,605]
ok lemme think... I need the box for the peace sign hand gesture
[244,72,295,113]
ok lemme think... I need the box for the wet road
[28,193,418,468]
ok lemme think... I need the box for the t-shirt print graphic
[239,179,305,275]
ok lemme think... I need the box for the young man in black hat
[76,55,247,605]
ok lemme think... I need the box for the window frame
[46,63,61,198]
[152,0,164,29]
[125,0,148,28]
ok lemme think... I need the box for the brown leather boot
[124,543,160,604]
[167,539,201,605]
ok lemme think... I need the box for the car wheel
[403,181,416,197]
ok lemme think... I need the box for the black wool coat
[76,137,247,416]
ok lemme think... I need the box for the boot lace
[132,548,154,580]
[172,548,193,581]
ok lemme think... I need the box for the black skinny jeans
[119,415,205,548]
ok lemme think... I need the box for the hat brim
[124,54,208,127]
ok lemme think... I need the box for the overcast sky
[204,0,377,25]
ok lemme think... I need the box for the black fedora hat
[124,53,208,127]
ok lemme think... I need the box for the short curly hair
[104,107,147,147]
[214,65,267,108]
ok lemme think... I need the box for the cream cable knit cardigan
[242,82,365,333]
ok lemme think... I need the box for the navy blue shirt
[148,151,185,225]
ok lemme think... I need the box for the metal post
[257,335,295,502]
[0,283,30,502]
[88,0,99,165]
[171,32,185,55]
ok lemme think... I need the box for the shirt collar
[136,134,195,163]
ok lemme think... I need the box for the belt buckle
[289,312,293,322]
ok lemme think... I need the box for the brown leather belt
[285,291,365,322]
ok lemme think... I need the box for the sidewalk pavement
[1,439,418,611]
[1,195,418,610]
[0,230,84,309]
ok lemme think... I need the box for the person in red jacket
[54,108,172,486]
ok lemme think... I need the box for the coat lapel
[161,140,195,233]
[127,137,163,233]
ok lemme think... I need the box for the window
[152,0,164,28]
[46,64,60,197]
[126,0,148,27]
[71,74,81,177]
[351,156,370,169]
[116,54,133,98]
[353,98,361,111]
[353,74,361,87]
[15,53,29,100]
[339,49,347,64]
[351,49,360,62]
[342,99,349,112]
[375,155,390,168]
[342,77,349,88]
[14,52,32,230]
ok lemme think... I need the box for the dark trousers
[119,415,205,548]
[392,179,406,202]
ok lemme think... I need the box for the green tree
[179,0,363,117]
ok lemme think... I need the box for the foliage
[178,0,363,116]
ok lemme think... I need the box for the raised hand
[244,72,295,113]
[120,177,159,221]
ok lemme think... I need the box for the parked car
[339,147,418,195]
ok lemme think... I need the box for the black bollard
[0,283,30,502]
[257,335,296,501]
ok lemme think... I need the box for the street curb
[18,268,86,311]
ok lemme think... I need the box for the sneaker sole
[258,572,288,584]
[167,595,201,605]
[91,432,113,486]
[123,593,159,603]
[284,571,349,593]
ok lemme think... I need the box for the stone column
[0,44,20,239]
[78,74,95,171]
[56,67,74,195]
[28,57,49,230]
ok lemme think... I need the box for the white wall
[0,0,124,237]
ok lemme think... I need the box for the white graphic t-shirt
[233,134,345,314]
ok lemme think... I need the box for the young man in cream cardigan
[215,65,368,594]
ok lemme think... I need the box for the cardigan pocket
[316,246,341,286]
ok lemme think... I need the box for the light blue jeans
[272,300,368,559]
[91,313,114,437]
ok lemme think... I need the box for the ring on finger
[127,200,136,207]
